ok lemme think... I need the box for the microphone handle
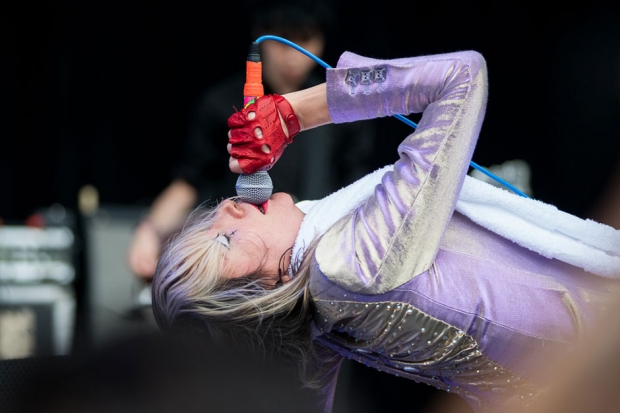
[236,41,273,204]
[244,41,263,107]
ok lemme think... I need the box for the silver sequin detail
[313,298,539,409]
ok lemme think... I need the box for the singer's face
[207,192,305,286]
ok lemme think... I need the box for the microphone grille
[235,171,273,204]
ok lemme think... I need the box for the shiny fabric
[320,51,487,294]
[308,51,620,413]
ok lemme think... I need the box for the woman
[152,50,620,413]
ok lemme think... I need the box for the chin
[272,192,290,200]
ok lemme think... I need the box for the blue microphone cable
[254,35,530,199]
[256,35,529,198]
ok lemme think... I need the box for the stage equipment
[0,207,77,359]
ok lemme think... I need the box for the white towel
[292,166,620,278]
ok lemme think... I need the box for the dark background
[3,1,620,222]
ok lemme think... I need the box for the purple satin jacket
[306,51,618,412]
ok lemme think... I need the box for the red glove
[228,94,300,174]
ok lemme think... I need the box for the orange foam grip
[244,61,264,98]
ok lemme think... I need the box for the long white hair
[151,200,320,373]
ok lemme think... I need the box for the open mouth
[251,201,268,214]
[259,201,268,214]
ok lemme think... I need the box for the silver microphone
[235,171,273,204]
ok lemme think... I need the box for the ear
[221,200,245,219]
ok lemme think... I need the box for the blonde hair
[151,199,318,372]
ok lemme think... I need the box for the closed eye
[213,233,231,249]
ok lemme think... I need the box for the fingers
[228,110,263,143]
[127,226,160,279]
[132,256,157,279]
[229,157,242,173]
[227,109,264,160]
[228,142,270,156]
[248,112,263,140]
[226,95,291,173]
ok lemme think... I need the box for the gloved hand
[227,94,300,174]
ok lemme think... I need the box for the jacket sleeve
[314,51,488,294]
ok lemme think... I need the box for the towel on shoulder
[293,165,620,278]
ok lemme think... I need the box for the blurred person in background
[127,0,378,280]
